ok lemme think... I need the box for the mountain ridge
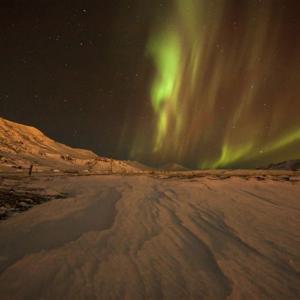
[0,117,148,173]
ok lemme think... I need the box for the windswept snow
[0,174,299,299]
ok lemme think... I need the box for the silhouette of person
[29,164,33,176]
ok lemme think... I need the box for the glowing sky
[1,1,299,169]
[130,0,300,168]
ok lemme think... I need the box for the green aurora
[130,0,300,169]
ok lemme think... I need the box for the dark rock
[278,175,290,181]
[0,189,67,220]
[23,198,34,204]
[17,202,32,211]
[219,175,230,180]
[0,206,7,219]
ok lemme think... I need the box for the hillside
[160,162,189,171]
[0,117,146,173]
[265,159,300,171]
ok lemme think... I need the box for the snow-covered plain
[0,173,299,300]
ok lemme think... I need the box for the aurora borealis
[1,0,299,169]
[130,0,300,168]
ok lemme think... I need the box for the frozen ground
[0,173,299,300]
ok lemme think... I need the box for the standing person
[29,164,33,176]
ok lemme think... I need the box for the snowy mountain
[160,162,189,171]
[0,117,148,173]
[265,159,300,171]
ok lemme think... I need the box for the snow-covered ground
[0,174,299,299]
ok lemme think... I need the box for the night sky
[1,0,299,169]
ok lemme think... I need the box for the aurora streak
[130,0,300,169]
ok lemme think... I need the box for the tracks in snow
[0,175,299,299]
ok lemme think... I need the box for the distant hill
[160,163,189,171]
[265,160,300,171]
[0,117,147,173]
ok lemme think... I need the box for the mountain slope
[0,117,97,157]
[160,162,189,171]
[265,159,300,171]
[0,117,146,173]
